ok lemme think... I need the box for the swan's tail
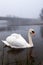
[2,40,9,46]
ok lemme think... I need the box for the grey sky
[0,0,43,18]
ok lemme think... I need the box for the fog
[0,0,43,18]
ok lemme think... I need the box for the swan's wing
[2,40,10,46]
[6,34,28,47]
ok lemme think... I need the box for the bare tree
[40,8,43,20]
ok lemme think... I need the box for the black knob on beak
[32,31,35,34]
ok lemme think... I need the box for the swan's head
[29,28,35,36]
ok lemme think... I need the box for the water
[0,25,43,65]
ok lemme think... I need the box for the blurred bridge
[0,17,14,20]
[0,16,43,31]
[0,16,43,26]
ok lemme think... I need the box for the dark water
[0,25,43,65]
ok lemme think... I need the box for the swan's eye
[32,31,35,34]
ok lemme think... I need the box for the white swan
[2,28,35,48]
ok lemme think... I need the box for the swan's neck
[28,33,33,46]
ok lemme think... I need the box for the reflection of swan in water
[7,48,24,54]
[26,47,35,65]
[29,47,35,63]
[2,28,35,48]
[7,47,35,64]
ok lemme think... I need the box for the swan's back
[11,33,21,37]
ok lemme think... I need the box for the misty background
[0,0,43,18]
[0,0,43,30]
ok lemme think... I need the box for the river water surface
[0,25,43,65]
